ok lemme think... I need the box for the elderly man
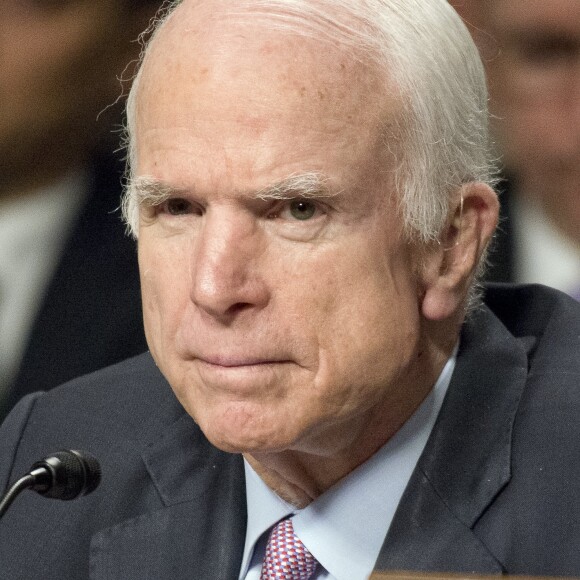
[0,1,579,579]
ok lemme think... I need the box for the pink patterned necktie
[260,518,318,580]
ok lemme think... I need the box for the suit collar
[378,304,529,574]
[90,408,247,580]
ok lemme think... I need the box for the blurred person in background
[0,0,162,420]
[450,0,580,298]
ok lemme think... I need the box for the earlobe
[420,182,499,321]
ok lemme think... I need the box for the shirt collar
[240,348,457,579]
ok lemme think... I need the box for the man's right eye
[163,198,193,215]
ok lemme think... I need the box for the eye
[162,198,193,216]
[271,199,322,222]
[288,200,316,220]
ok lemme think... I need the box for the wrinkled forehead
[136,0,395,120]
[146,0,382,61]
[129,0,406,202]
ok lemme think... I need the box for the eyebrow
[256,172,338,200]
[128,177,186,207]
[129,172,338,206]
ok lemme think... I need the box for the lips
[191,354,294,397]
[196,355,288,368]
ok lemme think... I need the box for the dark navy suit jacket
[0,285,579,579]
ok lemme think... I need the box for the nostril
[221,302,254,318]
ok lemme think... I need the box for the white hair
[122,0,497,248]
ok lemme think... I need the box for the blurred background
[0,0,164,420]
[450,0,580,298]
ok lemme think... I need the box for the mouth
[191,355,294,396]
[197,356,289,369]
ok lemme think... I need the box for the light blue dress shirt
[240,348,457,580]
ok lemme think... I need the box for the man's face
[0,0,142,191]
[135,9,429,457]
[482,0,580,235]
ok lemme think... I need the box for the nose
[189,208,270,323]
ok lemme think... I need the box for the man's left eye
[288,200,316,220]
[274,199,321,221]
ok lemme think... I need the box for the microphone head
[31,450,101,501]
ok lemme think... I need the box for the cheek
[321,290,419,385]
[304,241,421,407]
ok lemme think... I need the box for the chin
[203,429,291,455]
[198,411,300,455]
[178,388,310,454]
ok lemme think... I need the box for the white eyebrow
[127,176,185,207]
[256,172,338,200]
[128,171,339,206]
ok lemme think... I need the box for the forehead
[133,0,399,189]
[138,3,388,118]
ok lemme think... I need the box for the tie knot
[260,518,318,580]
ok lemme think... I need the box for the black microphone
[0,450,101,519]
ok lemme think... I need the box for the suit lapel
[90,413,247,580]
[377,305,529,574]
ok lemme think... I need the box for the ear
[420,182,499,321]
